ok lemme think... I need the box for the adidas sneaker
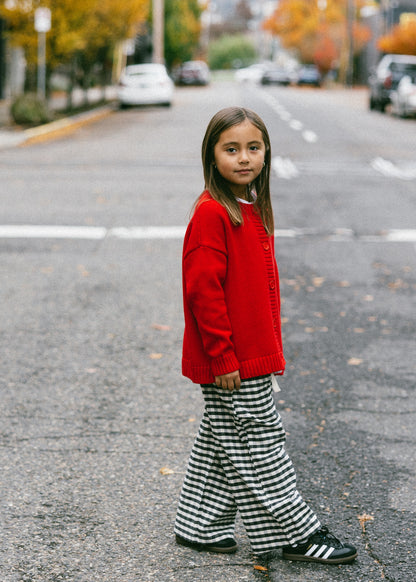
[282,526,357,564]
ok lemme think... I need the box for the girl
[174,107,357,564]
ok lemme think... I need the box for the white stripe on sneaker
[322,547,335,560]
[305,544,319,556]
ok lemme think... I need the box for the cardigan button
[263,242,270,251]
[269,280,275,290]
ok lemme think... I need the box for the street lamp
[34,7,51,100]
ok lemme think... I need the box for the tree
[164,0,203,69]
[263,0,371,79]
[378,19,416,55]
[208,34,256,70]
[0,0,148,91]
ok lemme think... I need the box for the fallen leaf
[337,280,351,287]
[312,276,325,287]
[160,467,175,475]
[149,353,163,359]
[77,264,89,277]
[253,565,268,571]
[363,295,374,302]
[353,328,365,333]
[188,417,196,422]
[348,357,363,366]
[151,323,171,331]
[358,513,374,532]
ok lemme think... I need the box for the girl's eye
[250,146,259,151]
[226,147,237,153]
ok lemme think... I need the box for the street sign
[34,7,51,33]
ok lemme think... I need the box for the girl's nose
[239,150,249,163]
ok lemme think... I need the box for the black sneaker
[176,534,238,554]
[282,526,357,564]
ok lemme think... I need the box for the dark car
[261,67,292,86]
[297,65,322,87]
[175,61,210,86]
[369,54,416,112]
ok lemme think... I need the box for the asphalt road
[0,80,415,582]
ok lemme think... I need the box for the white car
[234,63,272,83]
[391,74,416,117]
[118,64,174,107]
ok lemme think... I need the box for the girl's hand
[215,370,241,391]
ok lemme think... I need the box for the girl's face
[213,120,266,199]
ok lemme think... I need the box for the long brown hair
[200,107,274,234]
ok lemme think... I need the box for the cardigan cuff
[211,351,240,377]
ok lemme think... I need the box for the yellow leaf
[253,564,268,571]
[348,357,363,366]
[160,467,175,475]
[149,353,163,359]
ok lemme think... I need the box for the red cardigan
[182,192,286,384]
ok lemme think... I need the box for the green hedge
[11,93,53,126]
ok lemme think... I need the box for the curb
[0,104,115,150]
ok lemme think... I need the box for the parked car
[261,67,292,86]
[235,63,272,83]
[369,54,416,112]
[175,61,210,86]
[391,74,416,117]
[117,64,174,108]
[296,65,322,87]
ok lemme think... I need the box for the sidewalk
[0,86,117,149]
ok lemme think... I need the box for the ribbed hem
[182,352,285,384]
[211,351,240,377]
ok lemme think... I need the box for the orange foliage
[263,0,371,68]
[378,21,416,55]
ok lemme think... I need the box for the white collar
[237,189,257,205]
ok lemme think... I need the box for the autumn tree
[263,0,371,79]
[164,0,203,69]
[378,18,416,55]
[0,0,148,92]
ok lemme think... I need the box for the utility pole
[346,0,355,87]
[152,0,164,64]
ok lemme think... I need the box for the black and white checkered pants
[174,375,321,553]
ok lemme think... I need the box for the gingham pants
[174,375,321,553]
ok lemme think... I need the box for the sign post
[34,7,51,100]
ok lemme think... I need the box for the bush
[10,93,53,126]
[208,35,257,70]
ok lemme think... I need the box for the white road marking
[109,226,186,239]
[0,225,107,239]
[258,88,318,143]
[1,225,415,242]
[302,130,318,143]
[272,156,299,180]
[371,157,416,180]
